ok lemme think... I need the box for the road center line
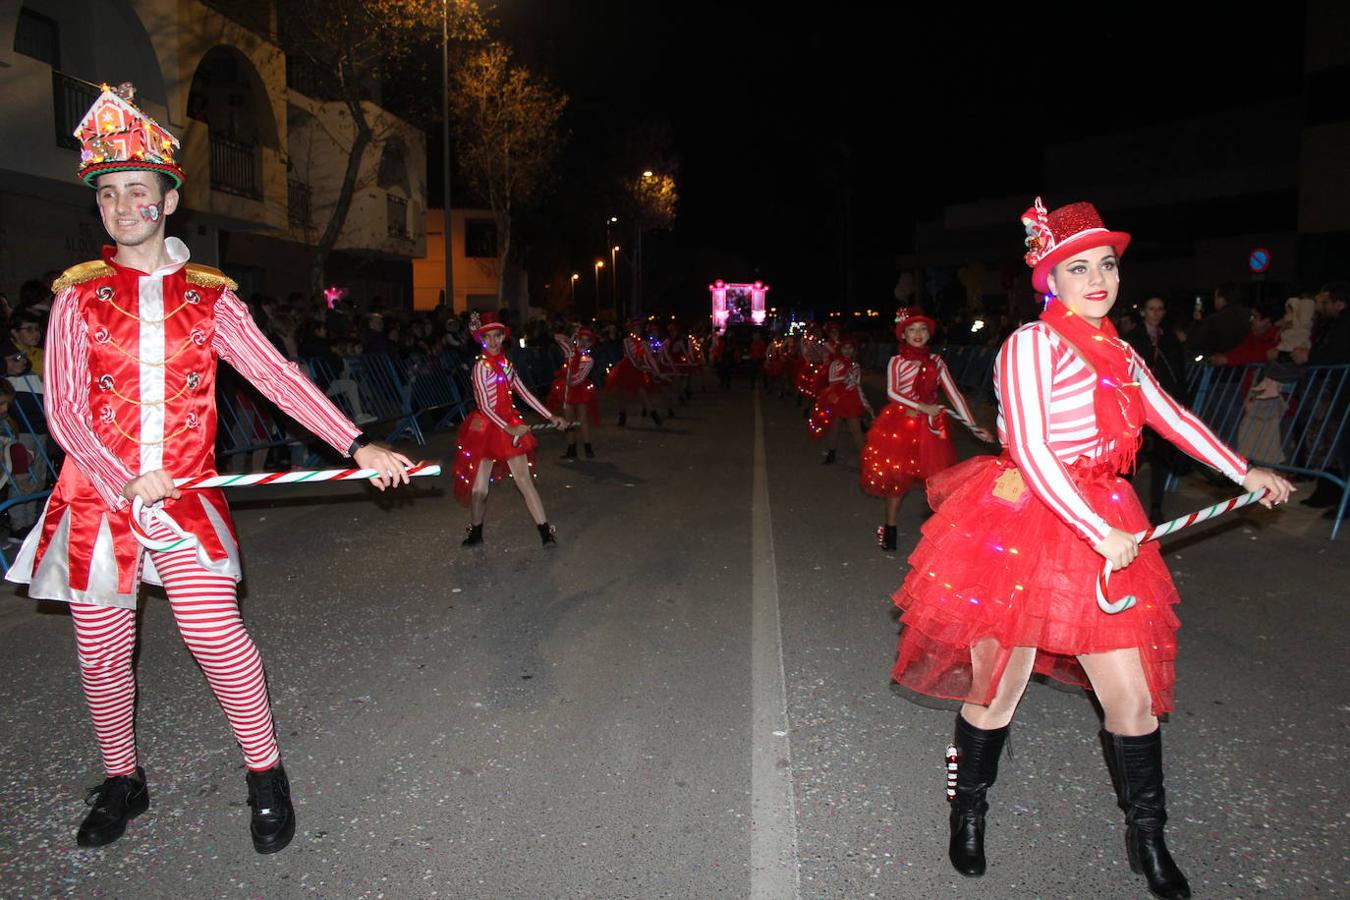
[749,390,801,899]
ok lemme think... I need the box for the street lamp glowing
[612,245,620,253]
[609,216,618,223]
[642,170,654,178]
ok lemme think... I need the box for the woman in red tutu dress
[808,338,874,464]
[604,320,663,427]
[548,326,600,459]
[892,199,1292,898]
[794,325,825,409]
[454,313,566,547]
[862,307,993,551]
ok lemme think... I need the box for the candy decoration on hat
[75,82,185,188]
[469,310,510,341]
[1020,197,1131,295]
[894,306,938,341]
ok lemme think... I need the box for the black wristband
[347,435,370,457]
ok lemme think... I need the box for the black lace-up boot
[538,523,557,546]
[948,715,1009,877]
[877,524,897,551]
[246,764,295,854]
[77,767,149,847]
[461,524,484,547]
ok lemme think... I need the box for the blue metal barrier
[0,375,61,568]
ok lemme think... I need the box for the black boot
[821,449,836,465]
[77,766,149,848]
[877,524,897,551]
[538,522,557,547]
[246,764,295,855]
[651,410,663,427]
[583,443,595,459]
[562,444,577,460]
[461,524,484,547]
[1301,476,1339,508]
[617,411,627,427]
[1103,729,1191,899]
[948,715,1010,877]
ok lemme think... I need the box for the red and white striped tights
[69,523,279,777]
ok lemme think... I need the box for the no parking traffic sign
[1248,247,1271,274]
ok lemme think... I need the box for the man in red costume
[6,83,412,854]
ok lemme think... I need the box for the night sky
[494,2,1308,315]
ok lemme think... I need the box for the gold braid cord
[106,334,198,366]
[51,261,114,293]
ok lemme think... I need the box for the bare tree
[450,41,567,305]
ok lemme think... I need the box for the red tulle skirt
[605,358,651,399]
[892,454,1181,715]
[763,353,785,378]
[795,362,821,398]
[547,374,601,425]
[452,410,536,506]
[808,384,867,440]
[860,404,957,497]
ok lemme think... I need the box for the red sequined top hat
[894,307,937,340]
[1021,197,1131,294]
[469,311,510,341]
[75,82,184,188]
[575,326,597,343]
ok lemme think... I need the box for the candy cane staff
[547,327,601,459]
[604,319,663,427]
[4,83,415,856]
[862,308,994,551]
[887,198,1292,898]
[454,312,568,547]
[808,337,874,464]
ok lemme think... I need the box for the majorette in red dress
[452,317,555,506]
[604,327,655,399]
[546,328,600,425]
[861,309,978,497]
[807,344,869,440]
[6,242,360,607]
[891,202,1249,716]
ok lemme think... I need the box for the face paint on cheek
[137,203,161,223]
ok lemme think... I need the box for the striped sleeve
[998,328,1112,545]
[212,290,360,455]
[570,356,594,386]
[44,287,135,510]
[1133,350,1248,483]
[936,358,976,427]
[887,357,924,411]
[471,361,511,430]
[511,369,553,419]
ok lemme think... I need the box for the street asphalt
[0,379,1345,899]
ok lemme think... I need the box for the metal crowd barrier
[0,374,60,568]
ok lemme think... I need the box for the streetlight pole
[610,244,619,319]
[594,260,604,312]
[441,0,455,312]
[570,272,579,307]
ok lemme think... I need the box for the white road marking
[750,391,801,899]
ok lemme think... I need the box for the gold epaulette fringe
[185,264,238,292]
[51,260,114,293]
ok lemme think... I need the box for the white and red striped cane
[129,463,442,553]
[1096,489,1268,614]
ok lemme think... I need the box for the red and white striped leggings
[69,529,279,777]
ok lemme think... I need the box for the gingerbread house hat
[469,310,510,341]
[894,307,937,340]
[75,82,184,189]
[1020,197,1130,295]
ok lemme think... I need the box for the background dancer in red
[794,324,824,410]
[808,338,874,464]
[604,320,662,426]
[455,313,567,546]
[548,327,600,459]
[5,84,413,855]
[890,199,1292,898]
[862,308,992,550]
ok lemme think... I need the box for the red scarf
[1039,299,1145,473]
[897,343,940,404]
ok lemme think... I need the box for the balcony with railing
[288,178,312,227]
[52,71,100,150]
[210,133,261,199]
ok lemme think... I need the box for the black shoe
[617,411,627,427]
[821,449,836,465]
[651,410,663,427]
[877,524,897,551]
[562,444,577,460]
[77,767,149,848]
[1300,477,1340,508]
[948,716,1010,877]
[246,765,295,855]
[584,443,595,459]
[461,524,484,547]
[1103,729,1191,899]
[538,522,557,547]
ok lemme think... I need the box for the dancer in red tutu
[548,326,600,459]
[455,313,566,547]
[604,320,662,427]
[862,307,992,551]
[794,324,825,409]
[891,198,1292,898]
[808,338,874,464]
